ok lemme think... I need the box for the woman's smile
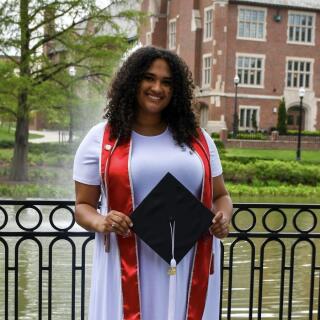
[147,94,161,101]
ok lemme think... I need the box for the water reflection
[50,239,74,319]
[17,239,40,319]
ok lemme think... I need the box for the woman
[73,46,232,320]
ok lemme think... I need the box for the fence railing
[0,200,319,320]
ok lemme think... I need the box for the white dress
[73,122,223,320]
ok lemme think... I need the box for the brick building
[140,0,320,133]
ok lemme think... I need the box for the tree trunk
[68,105,73,143]
[10,0,30,181]
[10,99,29,181]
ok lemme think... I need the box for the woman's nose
[151,80,162,91]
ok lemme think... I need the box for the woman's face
[136,58,173,117]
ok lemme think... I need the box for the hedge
[228,132,268,140]
[222,159,320,186]
[226,183,320,197]
[286,130,320,137]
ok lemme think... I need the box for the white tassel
[168,221,177,320]
[168,258,177,320]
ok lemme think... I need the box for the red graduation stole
[100,124,213,320]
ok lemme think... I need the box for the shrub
[214,140,225,154]
[227,130,268,140]
[234,133,267,140]
[0,183,74,199]
[29,142,78,154]
[287,130,320,137]
[211,132,219,139]
[0,149,12,162]
[0,140,15,148]
[222,159,320,186]
[226,183,320,197]
[222,155,259,164]
[277,97,287,135]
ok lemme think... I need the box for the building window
[236,54,264,87]
[286,59,312,88]
[287,115,294,125]
[288,12,315,44]
[169,19,176,50]
[204,7,213,41]
[239,106,260,130]
[202,54,212,87]
[237,7,266,40]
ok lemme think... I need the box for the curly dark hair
[104,46,198,147]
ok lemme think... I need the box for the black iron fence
[0,200,320,319]
[223,203,320,320]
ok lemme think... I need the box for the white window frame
[237,6,267,41]
[168,19,176,50]
[285,57,314,90]
[202,54,212,88]
[236,53,265,88]
[203,6,213,42]
[239,106,260,131]
[287,11,316,45]
[146,32,152,46]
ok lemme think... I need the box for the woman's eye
[163,80,172,87]
[143,75,154,81]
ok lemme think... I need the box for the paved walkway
[29,130,69,143]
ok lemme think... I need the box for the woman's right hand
[74,182,133,236]
[96,210,133,237]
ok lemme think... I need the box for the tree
[277,97,287,135]
[251,110,258,132]
[0,0,140,181]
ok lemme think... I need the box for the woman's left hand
[209,211,230,239]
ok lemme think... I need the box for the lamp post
[68,66,76,143]
[233,74,240,138]
[296,87,305,161]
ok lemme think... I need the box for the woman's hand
[74,182,133,236]
[209,175,233,239]
[100,210,133,236]
[209,211,230,239]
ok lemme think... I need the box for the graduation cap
[130,172,213,266]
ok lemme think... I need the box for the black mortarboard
[130,172,213,265]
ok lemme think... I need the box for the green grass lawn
[225,148,320,163]
[0,126,15,141]
[0,126,43,142]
